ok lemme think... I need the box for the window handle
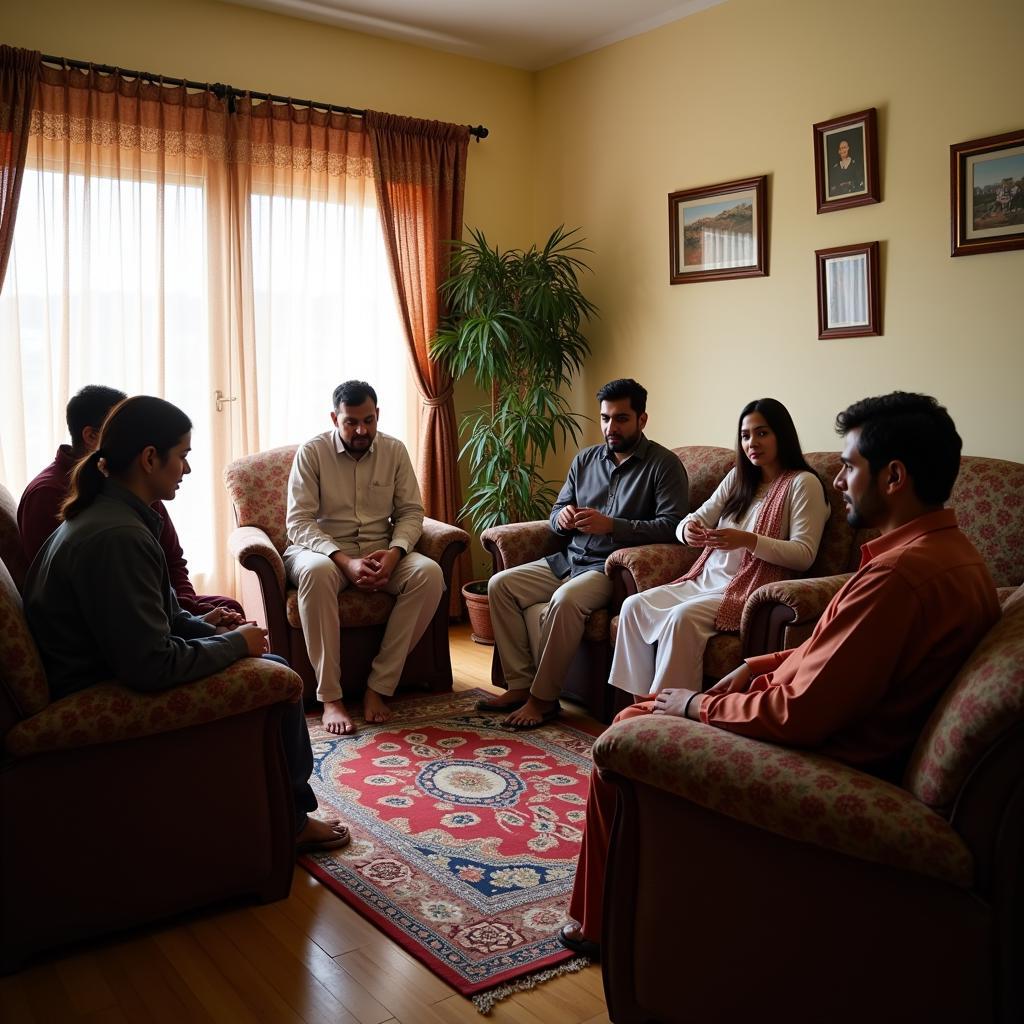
[215,389,238,412]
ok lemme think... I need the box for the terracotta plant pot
[461,580,494,646]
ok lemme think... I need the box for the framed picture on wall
[813,108,880,214]
[814,241,881,339]
[950,128,1024,257]
[668,175,768,284]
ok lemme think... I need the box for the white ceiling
[220,0,727,70]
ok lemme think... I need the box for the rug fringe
[471,956,592,1014]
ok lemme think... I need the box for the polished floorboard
[0,624,611,1024]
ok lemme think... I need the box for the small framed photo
[950,128,1024,257]
[815,241,881,339]
[668,175,768,284]
[813,108,880,214]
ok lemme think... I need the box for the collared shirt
[546,436,689,578]
[23,481,247,700]
[701,508,1000,777]
[17,445,198,603]
[286,430,424,558]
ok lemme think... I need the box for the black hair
[596,378,647,415]
[66,385,127,451]
[835,392,962,505]
[333,380,378,410]
[721,398,821,522]
[62,396,192,520]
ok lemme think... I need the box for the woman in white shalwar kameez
[608,399,830,698]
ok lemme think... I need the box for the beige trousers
[488,557,612,702]
[283,547,444,703]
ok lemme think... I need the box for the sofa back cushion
[674,446,735,514]
[905,585,1024,809]
[0,557,51,722]
[223,445,298,555]
[950,455,1024,588]
[0,483,28,594]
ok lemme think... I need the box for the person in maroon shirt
[17,385,244,619]
[559,391,1000,959]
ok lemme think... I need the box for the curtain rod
[40,53,489,140]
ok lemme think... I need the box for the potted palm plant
[431,225,597,642]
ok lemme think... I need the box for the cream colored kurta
[608,469,829,696]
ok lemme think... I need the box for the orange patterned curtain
[0,45,39,291]
[365,111,470,613]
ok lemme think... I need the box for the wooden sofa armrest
[480,521,566,573]
[605,543,697,603]
[740,573,852,658]
[6,657,303,757]
[594,715,972,887]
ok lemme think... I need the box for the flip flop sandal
[557,923,600,959]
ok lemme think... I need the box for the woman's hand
[702,528,755,552]
[683,520,709,546]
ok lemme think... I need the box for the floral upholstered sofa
[0,484,303,970]
[595,581,1024,1023]
[224,445,469,703]
[481,448,1024,723]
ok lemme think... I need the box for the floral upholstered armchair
[0,484,302,970]
[224,445,469,703]
[595,582,1024,1023]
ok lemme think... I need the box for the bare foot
[484,689,528,707]
[505,696,559,728]
[296,815,351,853]
[363,688,392,723]
[322,699,356,735]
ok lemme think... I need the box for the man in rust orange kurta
[558,392,1000,958]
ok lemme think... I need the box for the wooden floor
[0,625,611,1024]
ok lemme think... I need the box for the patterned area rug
[300,688,597,1008]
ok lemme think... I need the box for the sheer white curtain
[249,180,414,451]
[0,76,414,598]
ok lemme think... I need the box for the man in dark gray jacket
[485,379,689,728]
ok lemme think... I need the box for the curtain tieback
[422,389,454,408]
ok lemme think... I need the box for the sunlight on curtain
[0,167,219,578]
[249,185,415,451]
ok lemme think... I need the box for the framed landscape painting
[815,241,881,339]
[668,175,768,284]
[950,128,1024,257]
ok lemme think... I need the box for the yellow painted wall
[534,0,1024,461]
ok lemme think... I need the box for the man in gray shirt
[485,379,689,728]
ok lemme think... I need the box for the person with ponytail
[24,395,349,854]
[607,398,830,700]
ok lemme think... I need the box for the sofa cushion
[595,715,973,887]
[0,559,50,718]
[223,445,298,554]
[673,445,734,512]
[904,585,1024,809]
[5,657,303,756]
[286,587,395,629]
[952,456,1024,588]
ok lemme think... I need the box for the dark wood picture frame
[950,128,1024,257]
[668,175,768,284]
[815,241,881,339]
[813,108,880,214]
